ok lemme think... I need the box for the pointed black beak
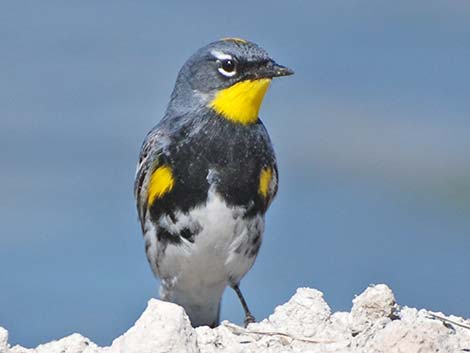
[252,60,294,79]
[268,60,294,78]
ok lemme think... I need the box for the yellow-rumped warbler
[134,38,293,327]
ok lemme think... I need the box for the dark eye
[222,59,235,72]
[217,59,237,77]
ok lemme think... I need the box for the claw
[244,313,256,327]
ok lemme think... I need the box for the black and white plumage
[134,38,293,327]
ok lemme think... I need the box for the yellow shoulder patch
[147,165,174,207]
[258,167,273,198]
[209,78,271,125]
[221,37,247,44]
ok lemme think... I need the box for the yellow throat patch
[258,167,273,198]
[209,78,271,125]
[147,165,174,206]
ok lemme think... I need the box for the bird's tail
[160,283,223,328]
[177,296,221,328]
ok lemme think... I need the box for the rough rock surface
[2,284,470,353]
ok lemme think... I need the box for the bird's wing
[134,125,172,228]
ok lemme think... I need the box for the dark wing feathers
[134,126,171,226]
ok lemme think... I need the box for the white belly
[143,190,264,326]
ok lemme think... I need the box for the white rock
[0,327,8,353]
[9,333,98,353]
[365,307,458,353]
[2,285,470,353]
[350,283,397,334]
[104,299,198,353]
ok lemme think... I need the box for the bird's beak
[260,60,294,78]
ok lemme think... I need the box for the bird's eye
[217,59,237,77]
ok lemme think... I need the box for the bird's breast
[147,117,276,222]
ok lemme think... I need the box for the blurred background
[1,0,469,348]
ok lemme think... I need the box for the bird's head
[167,38,293,125]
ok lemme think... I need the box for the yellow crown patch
[221,37,247,44]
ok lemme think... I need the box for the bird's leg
[231,283,255,327]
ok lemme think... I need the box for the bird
[134,37,293,328]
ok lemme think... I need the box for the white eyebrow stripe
[210,50,233,61]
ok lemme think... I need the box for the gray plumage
[134,38,293,327]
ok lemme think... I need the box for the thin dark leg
[232,283,255,327]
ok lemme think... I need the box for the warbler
[134,38,293,328]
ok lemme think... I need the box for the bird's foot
[244,313,256,327]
